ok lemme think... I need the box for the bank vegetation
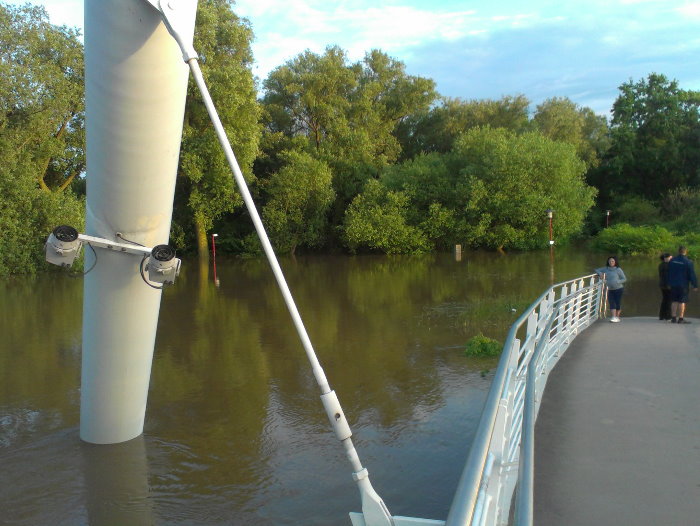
[2,1,699,275]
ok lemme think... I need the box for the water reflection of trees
[189,255,449,433]
[0,275,82,443]
[148,248,618,455]
[149,261,272,509]
[0,249,663,523]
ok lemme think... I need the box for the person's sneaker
[678,318,692,324]
[671,317,677,323]
[610,317,620,323]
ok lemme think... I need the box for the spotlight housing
[45,225,82,267]
[146,244,181,285]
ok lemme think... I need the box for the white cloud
[234,1,550,79]
[6,0,699,116]
[243,3,482,56]
[676,2,700,18]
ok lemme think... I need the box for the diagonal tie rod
[142,2,395,524]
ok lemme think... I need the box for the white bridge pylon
[80,0,195,444]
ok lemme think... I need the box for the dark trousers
[607,288,623,310]
[659,288,672,320]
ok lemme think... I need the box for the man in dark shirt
[668,246,698,323]
[658,253,673,320]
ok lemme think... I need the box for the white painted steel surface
[186,55,396,526]
[81,0,194,444]
[444,275,604,526]
[144,4,395,522]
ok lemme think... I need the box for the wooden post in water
[455,244,462,261]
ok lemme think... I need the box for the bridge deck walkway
[534,316,700,525]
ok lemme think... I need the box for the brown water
[0,249,662,525]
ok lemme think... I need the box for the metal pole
[546,209,554,246]
[144,4,395,523]
[144,4,394,526]
[186,58,393,525]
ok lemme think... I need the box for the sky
[8,0,700,116]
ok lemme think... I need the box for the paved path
[534,316,700,526]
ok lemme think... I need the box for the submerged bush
[592,223,676,256]
[465,333,502,357]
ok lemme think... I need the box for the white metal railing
[444,274,604,526]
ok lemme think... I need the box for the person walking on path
[668,246,698,324]
[596,256,626,323]
[659,253,673,320]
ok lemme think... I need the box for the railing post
[567,282,579,337]
[593,276,604,319]
[446,275,599,526]
[526,311,539,349]
[586,277,596,324]
[573,280,584,332]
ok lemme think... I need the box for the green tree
[350,49,437,166]
[452,127,596,250]
[333,49,436,218]
[343,179,428,254]
[659,187,700,234]
[533,97,609,168]
[0,3,84,275]
[395,95,531,159]
[592,73,700,204]
[262,46,355,150]
[0,3,85,192]
[380,127,595,251]
[380,152,464,249]
[593,223,676,256]
[261,47,437,237]
[261,150,334,254]
[174,0,261,257]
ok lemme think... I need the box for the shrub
[664,213,700,236]
[343,179,429,254]
[660,187,700,219]
[613,196,660,226]
[592,223,676,256]
[674,233,700,260]
[0,175,84,276]
[657,187,700,234]
[465,333,502,357]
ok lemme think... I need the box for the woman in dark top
[659,253,672,320]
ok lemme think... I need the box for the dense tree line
[589,74,700,205]
[2,1,700,275]
[0,2,84,275]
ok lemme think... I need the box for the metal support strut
[142,1,394,524]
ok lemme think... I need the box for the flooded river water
[0,249,663,525]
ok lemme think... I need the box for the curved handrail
[514,293,568,524]
[445,274,603,526]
